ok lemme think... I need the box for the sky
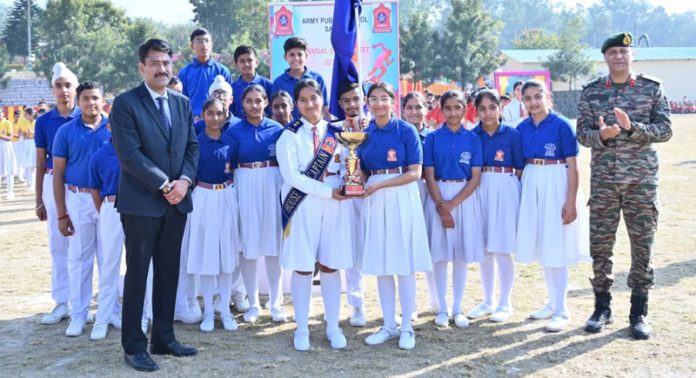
[1,0,695,24]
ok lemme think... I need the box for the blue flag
[330,0,362,119]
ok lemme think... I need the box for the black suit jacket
[111,82,199,217]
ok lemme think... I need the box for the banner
[494,70,551,97]
[269,1,400,114]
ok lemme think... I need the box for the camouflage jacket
[577,72,672,185]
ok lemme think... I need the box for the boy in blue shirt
[231,45,273,118]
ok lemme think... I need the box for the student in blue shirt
[271,37,330,120]
[270,90,294,126]
[516,79,589,333]
[178,28,233,120]
[467,89,524,324]
[33,62,79,326]
[357,82,432,351]
[192,75,241,135]
[52,81,111,337]
[231,45,273,118]
[183,98,242,333]
[423,90,483,330]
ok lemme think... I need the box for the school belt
[237,160,278,169]
[103,195,117,203]
[196,180,234,191]
[45,168,53,175]
[526,159,566,165]
[370,167,406,175]
[482,166,515,173]
[67,185,91,193]
[437,179,467,183]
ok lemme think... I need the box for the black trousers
[120,206,187,354]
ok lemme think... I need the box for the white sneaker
[365,327,398,345]
[5,192,15,200]
[65,317,85,337]
[327,328,347,349]
[221,314,238,331]
[188,298,202,318]
[243,306,260,323]
[200,315,215,332]
[426,301,439,314]
[490,307,513,323]
[398,330,416,350]
[109,313,122,329]
[174,308,201,324]
[271,306,287,323]
[546,314,570,332]
[529,304,555,320]
[232,292,250,313]
[41,304,70,325]
[141,318,149,335]
[349,306,367,327]
[453,313,469,328]
[467,303,494,319]
[90,323,108,340]
[294,329,311,351]
[434,311,449,327]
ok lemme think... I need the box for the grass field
[0,115,694,377]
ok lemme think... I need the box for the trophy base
[341,184,365,197]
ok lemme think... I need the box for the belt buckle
[213,183,224,190]
[253,161,262,169]
[533,158,545,165]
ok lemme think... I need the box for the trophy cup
[335,131,368,196]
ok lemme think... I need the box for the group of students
[0,106,39,199]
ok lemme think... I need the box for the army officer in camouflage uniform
[577,32,672,340]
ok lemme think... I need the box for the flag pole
[354,2,365,122]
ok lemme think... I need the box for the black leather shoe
[150,341,198,357]
[124,352,159,372]
[584,291,613,333]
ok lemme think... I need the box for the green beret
[601,32,633,53]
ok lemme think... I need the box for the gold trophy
[335,131,368,196]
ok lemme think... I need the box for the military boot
[629,291,652,340]
[584,291,612,333]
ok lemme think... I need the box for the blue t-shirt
[517,112,579,161]
[423,125,482,181]
[52,116,111,187]
[194,115,242,136]
[358,118,423,171]
[231,74,273,118]
[195,132,236,184]
[87,141,119,198]
[178,58,233,117]
[34,107,80,169]
[271,67,328,120]
[471,123,525,169]
[226,118,284,164]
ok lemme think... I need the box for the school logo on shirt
[272,6,294,36]
[495,149,505,162]
[544,143,557,157]
[387,148,397,162]
[321,137,337,153]
[268,143,276,157]
[224,161,231,174]
[459,151,471,165]
[373,4,393,33]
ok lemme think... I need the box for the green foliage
[513,29,561,49]
[399,10,437,84]
[1,0,42,59]
[0,43,9,87]
[542,17,593,90]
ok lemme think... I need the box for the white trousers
[65,189,99,320]
[42,174,69,304]
[94,201,123,325]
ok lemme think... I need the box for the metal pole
[27,0,32,69]
[354,3,364,120]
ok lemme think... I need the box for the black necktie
[156,96,171,130]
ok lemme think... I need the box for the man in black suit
[110,38,199,372]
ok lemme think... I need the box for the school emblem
[544,143,557,157]
[387,148,397,162]
[273,6,294,36]
[373,4,392,33]
[321,136,337,153]
[494,149,505,162]
[268,143,276,157]
[459,152,471,165]
[224,161,231,174]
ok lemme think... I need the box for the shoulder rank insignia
[285,119,303,133]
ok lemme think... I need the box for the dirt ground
[1,115,695,377]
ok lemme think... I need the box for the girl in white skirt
[227,85,286,323]
[277,79,353,351]
[17,108,37,191]
[423,90,484,329]
[468,90,525,323]
[402,92,439,316]
[357,82,432,350]
[516,79,589,332]
[185,98,242,332]
[0,109,17,199]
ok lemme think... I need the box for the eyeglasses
[368,96,392,104]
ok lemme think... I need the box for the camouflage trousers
[589,181,659,294]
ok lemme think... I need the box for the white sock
[480,253,495,307]
[264,256,282,309]
[200,275,216,318]
[542,267,556,309]
[550,267,569,316]
[425,271,438,307]
[218,272,232,317]
[377,276,397,330]
[397,274,416,332]
[291,272,312,332]
[240,257,259,308]
[495,254,515,308]
[24,168,35,189]
[6,175,14,193]
[320,270,341,332]
[433,261,449,313]
[452,261,467,314]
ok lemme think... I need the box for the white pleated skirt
[425,181,484,263]
[18,138,36,168]
[360,174,432,276]
[324,174,365,267]
[236,167,282,259]
[417,178,428,207]
[516,164,590,267]
[279,183,354,272]
[479,172,521,254]
[0,140,17,177]
[185,185,241,275]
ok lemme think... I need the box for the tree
[542,17,593,90]
[0,43,9,87]
[399,10,437,84]
[435,0,503,85]
[1,0,41,60]
[513,29,561,49]
[483,0,562,49]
